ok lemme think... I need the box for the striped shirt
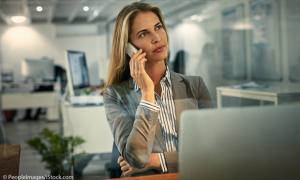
[134,67,177,172]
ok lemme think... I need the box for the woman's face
[129,11,168,63]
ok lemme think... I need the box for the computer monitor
[65,50,90,96]
[21,58,54,82]
[1,72,14,83]
[179,105,300,180]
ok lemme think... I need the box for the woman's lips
[153,45,165,53]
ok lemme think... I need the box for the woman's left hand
[118,154,161,176]
[118,156,147,176]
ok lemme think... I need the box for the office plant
[27,128,85,176]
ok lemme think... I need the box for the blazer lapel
[170,72,185,133]
[170,71,198,133]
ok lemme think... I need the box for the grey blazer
[103,71,211,174]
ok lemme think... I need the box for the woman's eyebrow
[136,29,147,36]
[154,22,161,27]
[136,22,162,36]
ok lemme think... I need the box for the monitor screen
[66,50,90,95]
[1,72,14,83]
[21,58,54,82]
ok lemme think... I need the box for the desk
[217,84,300,108]
[61,101,113,154]
[110,173,178,180]
[1,92,60,120]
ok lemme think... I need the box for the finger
[131,49,143,60]
[123,167,133,176]
[129,57,134,78]
[138,58,147,75]
[117,156,123,164]
[130,55,137,78]
[121,164,130,172]
[135,53,146,75]
[130,50,142,78]
[119,160,128,167]
[133,56,138,77]
[132,52,143,78]
[135,52,146,61]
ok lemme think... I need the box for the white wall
[0,24,107,85]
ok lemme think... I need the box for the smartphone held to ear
[126,43,138,58]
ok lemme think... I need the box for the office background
[1,0,299,101]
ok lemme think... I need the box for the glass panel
[222,4,247,80]
[250,0,282,81]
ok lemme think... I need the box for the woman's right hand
[129,49,155,102]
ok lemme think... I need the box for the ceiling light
[36,6,43,12]
[83,6,89,12]
[11,16,27,24]
[188,14,209,22]
[233,22,253,30]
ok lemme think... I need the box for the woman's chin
[148,53,168,62]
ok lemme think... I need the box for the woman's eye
[138,32,146,38]
[155,24,163,30]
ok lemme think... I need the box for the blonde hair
[106,2,168,87]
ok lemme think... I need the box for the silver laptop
[179,104,300,180]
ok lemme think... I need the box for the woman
[103,2,211,176]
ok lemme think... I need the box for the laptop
[179,104,300,180]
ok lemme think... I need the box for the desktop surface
[179,104,300,180]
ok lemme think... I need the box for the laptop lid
[179,104,300,180]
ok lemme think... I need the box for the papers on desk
[231,81,269,89]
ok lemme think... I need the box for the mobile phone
[126,43,138,58]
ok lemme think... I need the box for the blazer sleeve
[103,87,159,169]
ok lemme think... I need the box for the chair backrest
[0,144,21,177]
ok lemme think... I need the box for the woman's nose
[151,32,161,44]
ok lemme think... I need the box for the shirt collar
[134,66,171,92]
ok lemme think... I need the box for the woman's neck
[145,61,167,86]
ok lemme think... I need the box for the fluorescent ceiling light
[83,6,89,12]
[233,22,253,30]
[11,16,27,24]
[189,14,209,22]
[36,6,43,12]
